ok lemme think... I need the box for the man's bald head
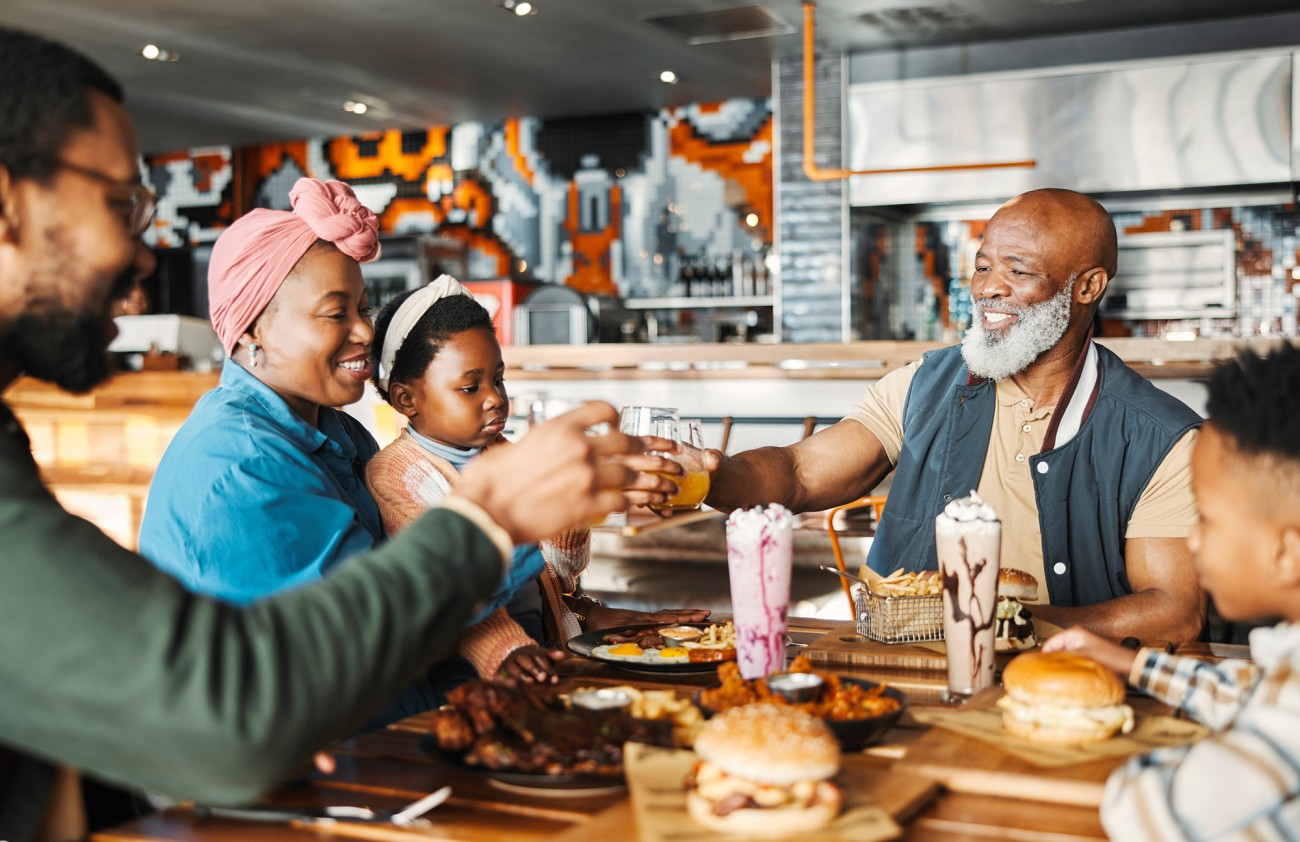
[993,188,1118,282]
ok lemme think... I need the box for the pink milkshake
[935,492,1002,699]
[725,504,795,680]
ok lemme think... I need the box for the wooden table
[93,620,1246,842]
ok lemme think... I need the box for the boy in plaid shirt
[1045,344,1300,841]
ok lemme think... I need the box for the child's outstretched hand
[1041,625,1139,678]
[497,645,564,686]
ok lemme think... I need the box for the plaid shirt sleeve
[1101,649,1300,841]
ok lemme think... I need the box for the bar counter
[91,617,1249,842]
[3,336,1288,551]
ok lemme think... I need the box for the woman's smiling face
[398,325,508,450]
[242,243,373,424]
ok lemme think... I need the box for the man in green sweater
[0,26,656,840]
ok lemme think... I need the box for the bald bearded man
[707,189,1204,643]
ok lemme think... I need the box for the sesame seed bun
[692,703,840,786]
[997,568,1040,602]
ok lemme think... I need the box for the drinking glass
[936,503,1002,700]
[726,504,794,679]
[617,406,678,436]
[647,418,710,513]
[527,396,622,526]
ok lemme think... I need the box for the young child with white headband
[366,277,709,684]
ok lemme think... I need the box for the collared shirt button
[1015,453,1025,462]
[1022,424,1032,432]
[1020,399,1030,408]
[1036,462,1049,474]
[1053,562,1067,575]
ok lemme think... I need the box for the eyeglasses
[54,160,158,238]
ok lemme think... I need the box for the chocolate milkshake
[725,504,795,680]
[935,492,1002,699]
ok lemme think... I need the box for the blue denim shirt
[139,361,385,605]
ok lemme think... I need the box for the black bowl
[824,679,908,750]
[697,677,907,750]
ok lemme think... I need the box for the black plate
[418,736,623,789]
[566,623,729,674]
[698,677,908,750]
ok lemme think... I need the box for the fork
[192,784,452,827]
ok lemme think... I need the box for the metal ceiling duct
[642,4,793,45]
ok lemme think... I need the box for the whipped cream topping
[726,503,795,533]
[940,491,999,523]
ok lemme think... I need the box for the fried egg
[593,643,690,664]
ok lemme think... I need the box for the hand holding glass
[648,418,711,512]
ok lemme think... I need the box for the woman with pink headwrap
[138,177,543,622]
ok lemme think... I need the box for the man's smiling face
[960,205,1080,381]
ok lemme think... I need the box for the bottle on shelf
[681,257,696,298]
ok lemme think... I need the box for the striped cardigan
[1102,621,1300,841]
[365,430,589,676]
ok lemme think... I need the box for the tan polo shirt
[845,360,1198,599]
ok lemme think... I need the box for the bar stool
[801,415,818,440]
[717,416,733,455]
[826,495,888,616]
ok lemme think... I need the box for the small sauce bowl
[659,625,703,645]
[569,688,634,712]
[765,672,825,703]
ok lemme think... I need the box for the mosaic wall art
[143,98,773,299]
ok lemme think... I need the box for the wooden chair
[717,416,733,455]
[825,495,888,616]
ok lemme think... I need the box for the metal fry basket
[853,583,944,644]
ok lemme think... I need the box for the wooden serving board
[895,688,1182,807]
[806,631,948,671]
[805,618,1063,671]
[547,753,940,842]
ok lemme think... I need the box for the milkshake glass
[935,492,1002,700]
[725,504,795,679]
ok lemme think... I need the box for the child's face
[401,326,508,450]
[1189,424,1285,622]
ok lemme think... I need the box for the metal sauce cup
[765,672,825,703]
[659,625,703,645]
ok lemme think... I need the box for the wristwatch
[566,593,602,624]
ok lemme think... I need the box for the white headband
[375,273,473,392]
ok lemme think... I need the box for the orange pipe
[801,2,1035,182]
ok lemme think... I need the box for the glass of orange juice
[648,418,711,513]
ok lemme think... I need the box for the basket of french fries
[853,567,944,644]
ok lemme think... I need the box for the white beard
[961,285,1073,381]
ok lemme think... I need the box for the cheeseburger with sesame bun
[995,568,1039,651]
[686,703,842,836]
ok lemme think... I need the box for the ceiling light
[500,0,536,15]
[659,70,678,84]
[141,44,180,62]
[343,101,369,114]
[745,212,759,227]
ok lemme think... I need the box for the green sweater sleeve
[0,415,503,805]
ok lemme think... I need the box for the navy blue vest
[865,344,1201,607]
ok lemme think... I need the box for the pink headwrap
[208,177,381,354]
